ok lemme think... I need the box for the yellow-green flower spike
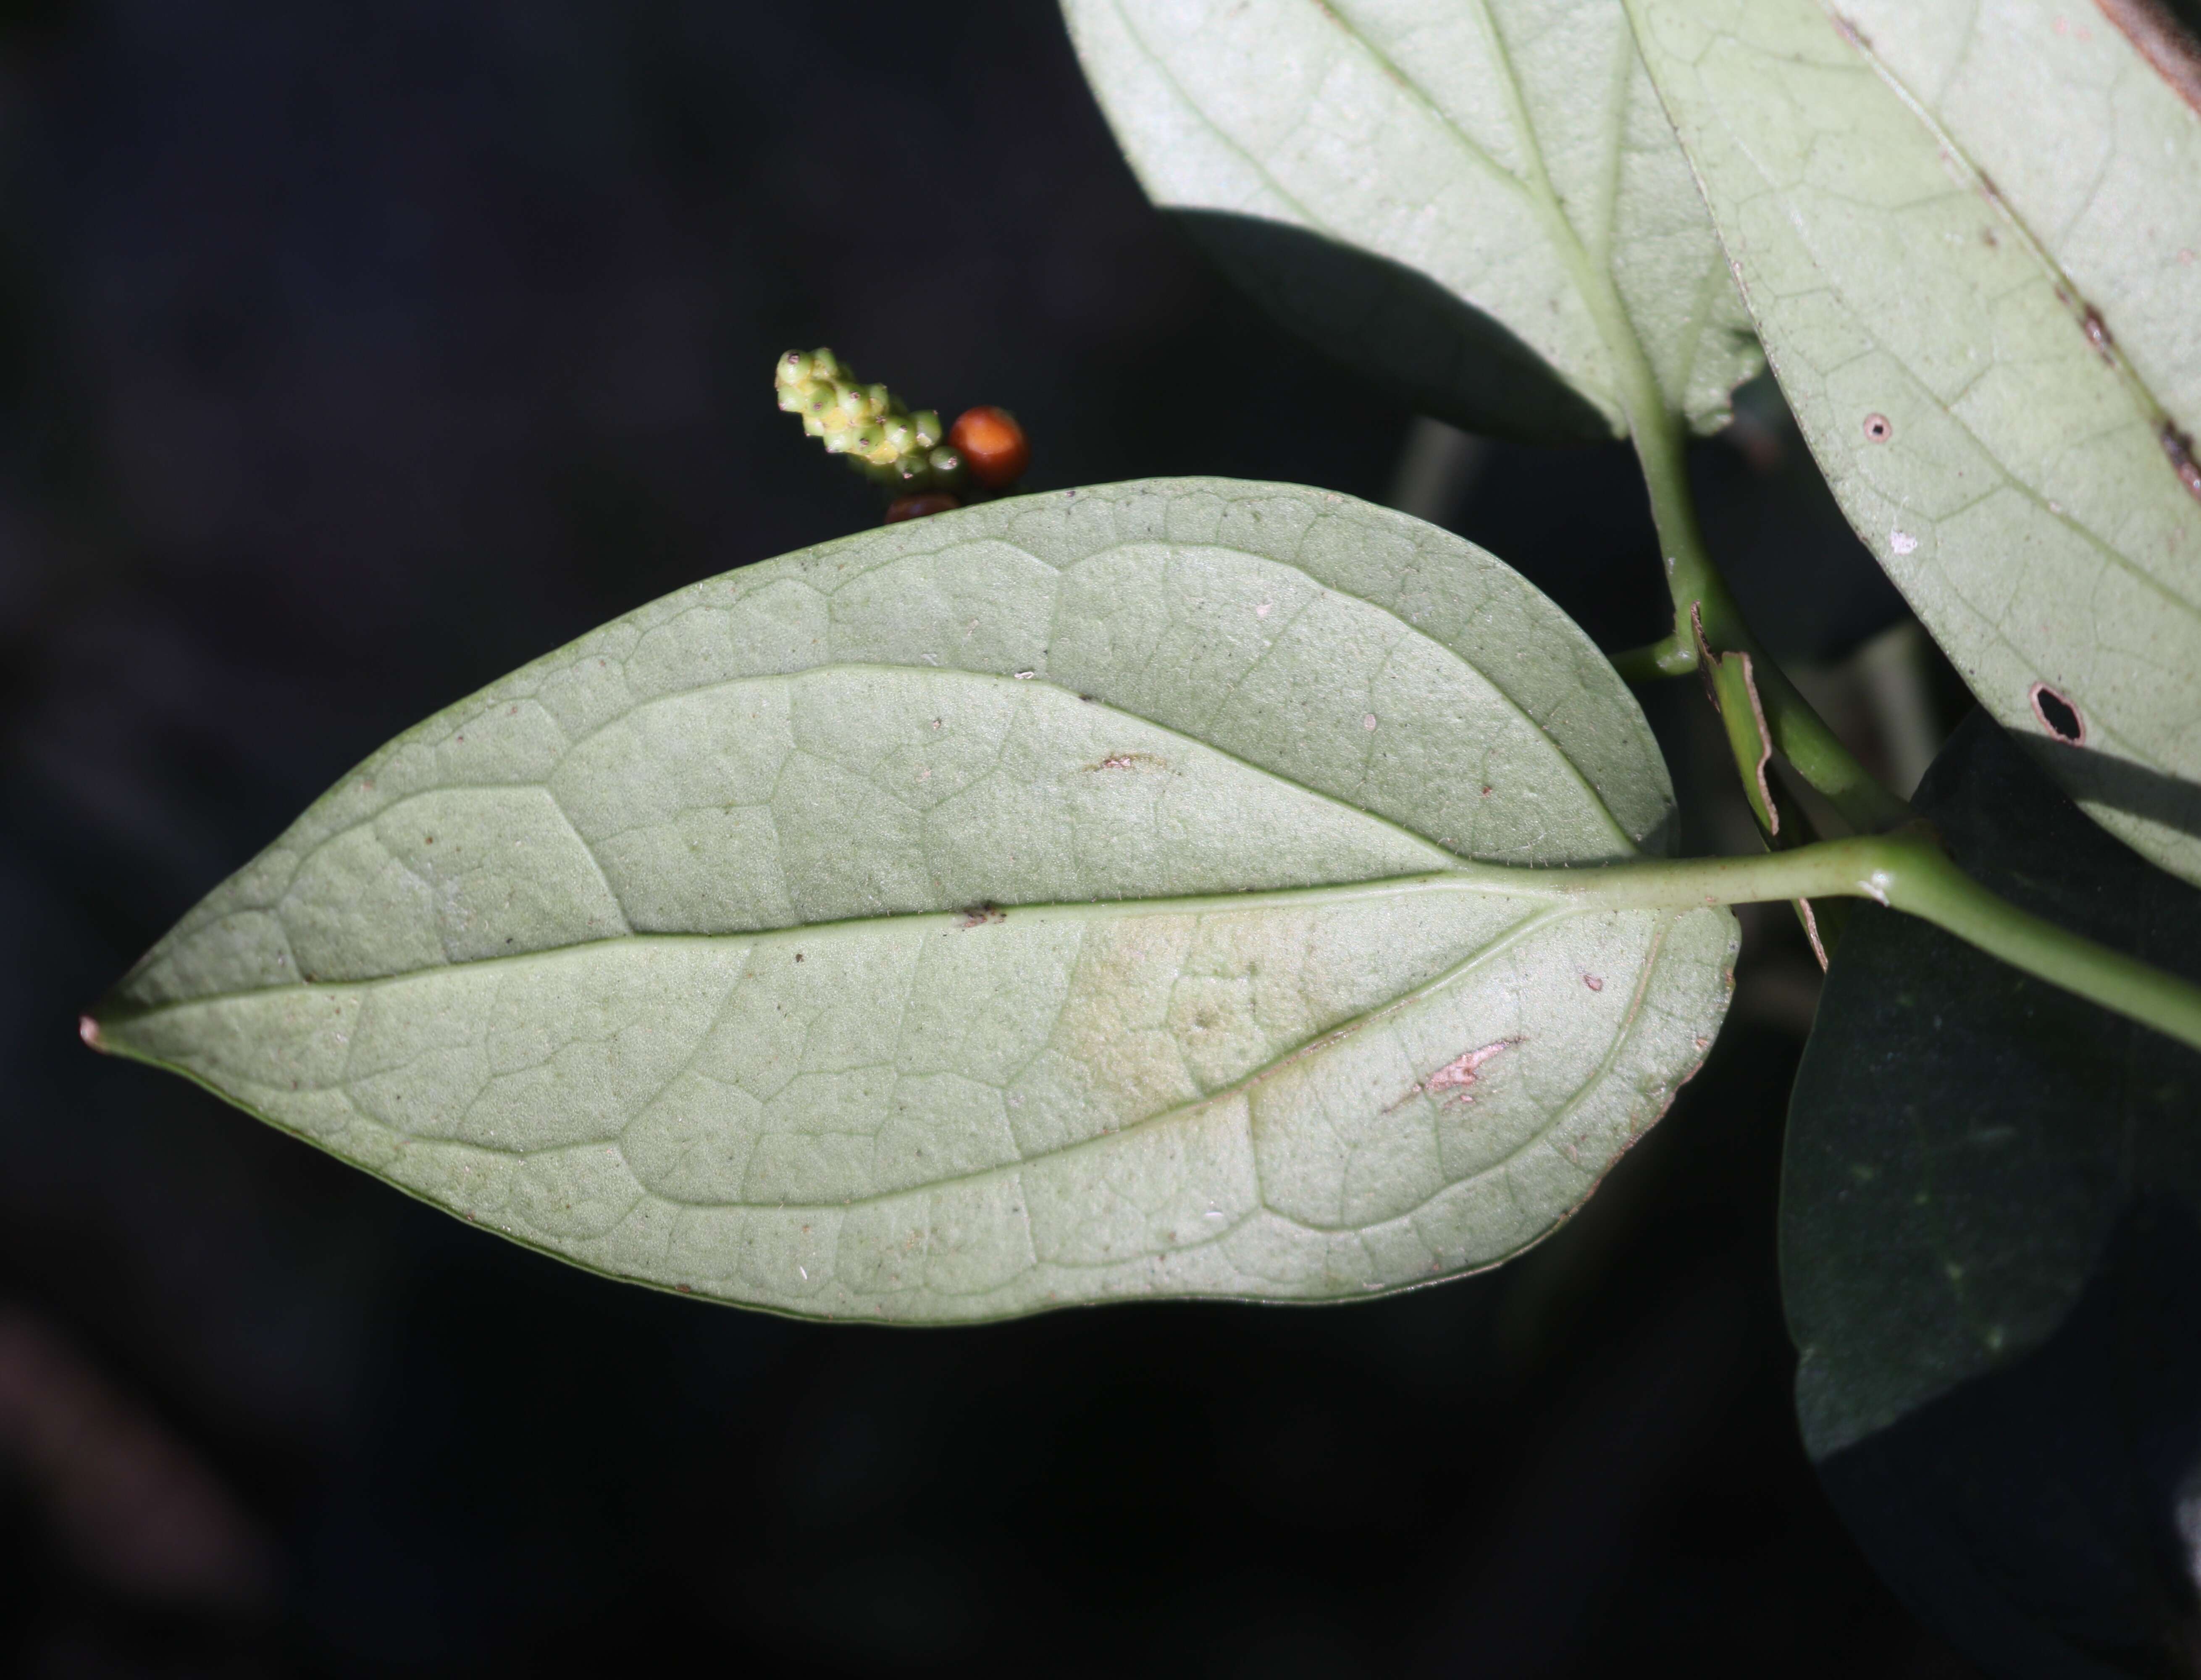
[775,347,966,496]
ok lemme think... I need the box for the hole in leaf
[2028,681,2085,745]
[1862,413,1893,443]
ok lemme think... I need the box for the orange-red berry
[948,406,1029,489]
[885,492,961,524]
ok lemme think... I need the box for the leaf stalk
[1610,632,1698,680]
[1548,827,2201,1053]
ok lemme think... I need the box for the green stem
[1492,65,1907,840]
[1610,632,1698,681]
[1536,828,2201,1053]
[1626,403,1912,834]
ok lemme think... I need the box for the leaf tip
[78,1013,105,1054]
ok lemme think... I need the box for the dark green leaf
[1785,714,2201,1671]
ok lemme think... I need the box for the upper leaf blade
[92,479,1734,1322]
[1625,0,2201,883]
[1061,0,1762,441]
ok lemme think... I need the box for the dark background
[0,2,1986,1674]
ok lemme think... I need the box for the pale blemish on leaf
[1390,1038,1518,1112]
[1426,1040,1510,1098]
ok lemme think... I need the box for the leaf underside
[1626,0,2201,885]
[1838,0,2201,435]
[96,479,1734,1323]
[1062,0,1762,442]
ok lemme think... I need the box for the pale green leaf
[92,479,1734,1323]
[1625,0,2201,882]
[1836,0,2201,440]
[1061,0,1762,442]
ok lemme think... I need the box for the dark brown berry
[885,493,961,524]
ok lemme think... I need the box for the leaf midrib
[133,896,1686,1231]
[191,651,1627,990]
[1470,0,1708,438]
[1106,0,1691,433]
[202,551,1647,971]
[104,866,1605,1019]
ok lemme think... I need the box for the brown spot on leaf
[1584,974,1605,992]
[957,904,1006,929]
[1087,751,1164,772]
[2163,422,2201,501]
[2082,306,2116,362]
